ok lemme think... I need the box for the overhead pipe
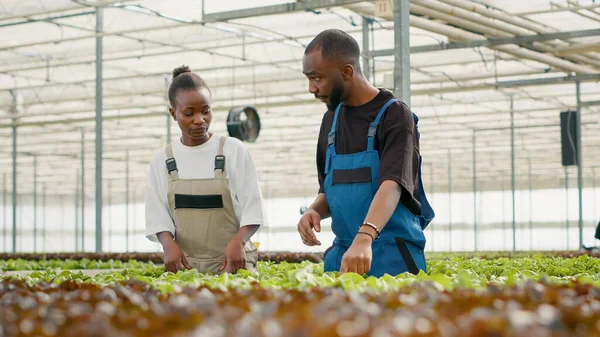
[411,3,600,72]
[518,3,600,16]
[0,0,136,23]
[0,22,186,53]
[436,0,558,34]
[409,16,597,74]
[556,42,600,55]
[436,0,600,63]
[554,1,600,23]
[0,11,96,28]
[414,2,535,36]
[434,0,600,60]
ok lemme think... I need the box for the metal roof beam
[202,0,368,22]
[0,0,135,23]
[370,28,600,57]
[0,10,96,28]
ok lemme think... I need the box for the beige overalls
[165,136,258,274]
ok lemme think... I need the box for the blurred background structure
[1,0,599,253]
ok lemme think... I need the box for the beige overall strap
[215,136,226,178]
[165,144,179,181]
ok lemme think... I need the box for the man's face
[302,50,345,111]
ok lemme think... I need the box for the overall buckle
[214,155,225,170]
[165,158,177,174]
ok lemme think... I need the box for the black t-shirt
[316,89,422,215]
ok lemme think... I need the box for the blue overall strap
[417,155,435,229]
[367,98,399,151]
[411,110,435,229]
[324,103,343,175]
[412,112,420,139]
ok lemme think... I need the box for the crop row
[1,278,599,337]
[4,255,599,292]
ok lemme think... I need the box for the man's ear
[169,107,176,121]
[341,64,354,81]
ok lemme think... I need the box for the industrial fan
[226,106,261,142]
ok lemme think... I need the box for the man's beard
[327,78,344,111]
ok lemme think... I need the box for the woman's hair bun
[172,65,191,80]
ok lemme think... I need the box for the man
[297,29,434,277]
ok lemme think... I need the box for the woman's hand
[221,237,247,273]
[162,239,192,273]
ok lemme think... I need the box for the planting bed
[0,252,599,337]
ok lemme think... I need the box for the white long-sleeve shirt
[145,134,266,242]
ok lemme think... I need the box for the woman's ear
[169,107,176,121]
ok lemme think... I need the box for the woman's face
[169,86,213,146]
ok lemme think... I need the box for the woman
[145,65,265,274]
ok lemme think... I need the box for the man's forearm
[231,225,260,244]
[360,180,402,238]
[309,193,331,219]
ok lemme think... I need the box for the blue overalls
[323,99,435,277]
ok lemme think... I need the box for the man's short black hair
[305,29,362,72]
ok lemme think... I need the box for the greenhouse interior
[1,0,600,336]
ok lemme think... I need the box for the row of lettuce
[2,254,599,292]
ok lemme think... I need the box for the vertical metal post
[575,80,583,250]
[108,181,112,252]
[3,173,6,251]
[81,128,85,251]
[75,169,80,251]
[60,195,65,251]
[362,16,371,83]
[565,167,569,249]
[10,90,17,253]
[18,194,22,249]
[393,0,410,105]
[33,156,37,252]
[95,7,104,252]
[133,189,137,252]
[510,96,516,252]
[126,150,129,252]
[472,130,477,251]
[42,183,46,252]
[502,175,506,249]
[593,167,597,227]
[528,159,533,250]
[448,149,452,252]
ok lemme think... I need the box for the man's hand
[340,234,373,275]
[297,209,322,246]
[221,237,247,273]
[163,240,192,273]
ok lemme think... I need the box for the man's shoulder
[318,108,336,135]
[382,96,414,124]
[322,108,335,121]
